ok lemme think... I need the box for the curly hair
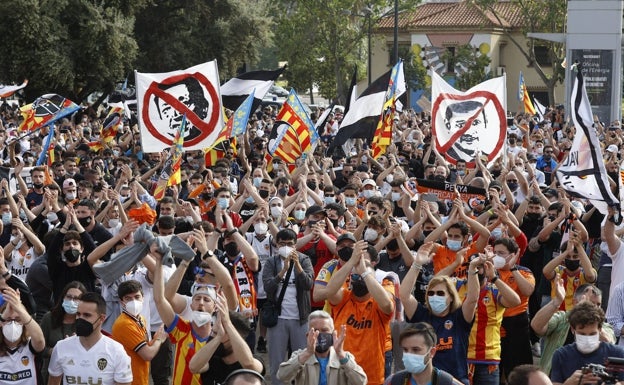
[568,301,605,329]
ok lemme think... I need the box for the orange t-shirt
[331,281,394,385]
[432,242,479,279]
[499,267,535,317]
[111,312,150,385]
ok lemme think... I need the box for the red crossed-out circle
[431,90,506,166]
[143,72,220,147]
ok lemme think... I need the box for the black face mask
[507,182,519,191]
[351,279,369,297]
[427,174,435,180]
[75,318,96,337]
[548,215,556,222]
[307,182,317,190]
[525,213,542,221]
[259,190,270,199]
[78,217,92,228]
[423,230,433,237]
[33,183,44,190]
[224,242,239,257]
[338,247,353,262]
[315,332,333,353]
[564,259,580,271]
[433,175,446,182]
[64,249,81,263]
[278,187,288,197]
[201,192,213,201]
[329,218,339,227]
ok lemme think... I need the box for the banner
[0,80,27,98]
[431,71,507,167]
[556,67,617,214]
[136,61,224,152]
[18,94,80,133]
[371,60,404,159]
[415,179,487,203]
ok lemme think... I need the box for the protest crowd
[0,63,622,385]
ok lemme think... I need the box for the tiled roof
[377,0,526,31]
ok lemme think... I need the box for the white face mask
[254,222,268,235]
[575,333,600,354]
[2,321,23,343]
[191,311,212,327]
[492,256,506,269]
[124,299,143,317]
[108,218,120,227]
[278,246,294,259]
[270,206,282,219]
[364,228,379,242]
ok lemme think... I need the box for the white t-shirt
[245,233,273,299]
[0,340,38,385]
[8,246,38,281]
[49,335,132,385]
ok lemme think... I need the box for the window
[446,47,456,74]
[534,46,551,66]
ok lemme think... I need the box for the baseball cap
[362,179,376,188]
[191,283,216,301]
[63,178,76,189]
[606,144,618,153]
[305,205,326,217]
[336,233,356,244]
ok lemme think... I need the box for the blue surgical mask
[491,227,503,239]
[391,192,401,202]
[345,197,357,207]
[446,239,462,251]
[428,295,449,314]
[402,351,430,374]
[1,212,11,225]
[62,299,78,315]
[324,196,336,205]
[245,196,255,204]
[294,210,305,221]
[253,177,262,187]
[217,197,229,209]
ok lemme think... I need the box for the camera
[581,357,624,385]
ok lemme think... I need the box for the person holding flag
[153,115,187,201]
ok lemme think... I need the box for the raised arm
[399,242,434,319]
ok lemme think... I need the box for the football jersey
[0,340,38,385]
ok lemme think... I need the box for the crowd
[0,99,622,385]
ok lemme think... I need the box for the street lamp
[393,0,398,64]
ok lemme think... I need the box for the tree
[472,0,566,105]
[445,44,492,90]
[134,0,274,80]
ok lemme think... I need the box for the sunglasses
[427,290,446,297]
[193,266,214,277]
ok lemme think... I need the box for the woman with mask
[0,286,46,385]
[399,242,480,385]
[39,281,87,384]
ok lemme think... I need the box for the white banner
[430,71,507,167]
[136,61,224,152]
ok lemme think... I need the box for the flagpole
[7,126,44,145]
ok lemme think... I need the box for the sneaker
[257,337,267,353]
[531,342,541,357]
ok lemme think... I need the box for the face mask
[217,197,229,209]
[434,175,446,182]
[62,300,79,315]
[423,230,433,237]
[124,300,143,317]
[269,206,282,219]
[224,242,239,257]
[507,182,518,191]
[64,249,81,263]
[386,174,394,183]
[536,147,544,155]
[75,317,97,337]
[345,197,357,207]
[254,222,268,235]
[315,332,334,353]
[391,192,401,202]
[293,210,305,221]
[362,190,374,199]
[65,192,76,201]
[33,182,44,189]
[253,177,262,187]
[278,187,288,196]
[191,311,212,327]
[575,333,600,354]
[324,196,336,205]
[78,217,92,228]
[307,182,317,190]
[201,192,213,201]
[351,279,369,297]
[364,228,378,242]
[277,171,286,178]
[565,259,580,271]
[526,213,541,221]
[47,212,58,223]
[491,228,503,240]
[446,239,462,251]
[1,213,11,225]
[456,170,465,176]
[245,196,255,204]
[2,321,23,343]
[108,218,120,228]
[338,247,353,262]
[112,150,120,157]
[259,190,270,199]
[428,295,449,314]
[278,246,294,259]
[402,351,430,374]
[492,256,506,269]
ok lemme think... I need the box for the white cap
[362,179,376,187]
[606,144,618,153]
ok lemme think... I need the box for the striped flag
[18,94,80,133]
[211,90,254,149]
[533,96,547,121]
[37,124,55,166]
[518,72,536,115]
[153,115,186,201]
[267,89,319,165]
[220,67,285,112]
[100,106,124,143]
[556,66,617,214]
[371,60,403,159]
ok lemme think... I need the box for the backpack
[389,368,455,385]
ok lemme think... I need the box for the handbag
[262,259,294,328]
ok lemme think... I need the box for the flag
[267,89,319,165]
[100,106,124,143]
[0,80,27,98]
[556,67,617,214]
[153,115,186,201]
[135,61,224,152]
[371,60,403,159]
[46,143,55,168]
[220,67,285,112]
[211,90,255,149]
[519,72,536,115]
[37,124,55,166]
[517,72,525,101]
[204,148,225,167]
[86,141,104,153]
[18,94,80,133]
[533,96,547,121]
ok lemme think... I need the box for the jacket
[262,253,313,324]
[277,348,367,385]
